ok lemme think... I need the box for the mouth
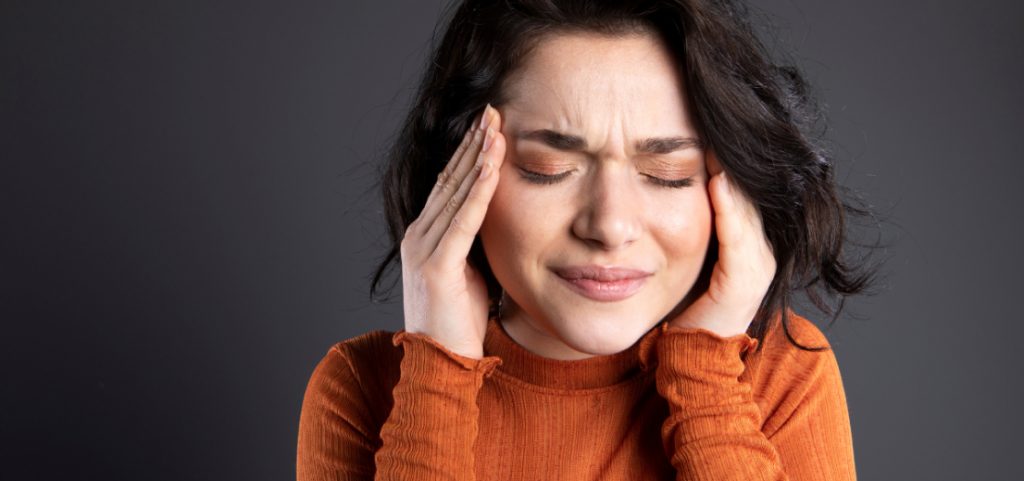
[551,266,652,302]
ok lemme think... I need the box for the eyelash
[518,168,694,189]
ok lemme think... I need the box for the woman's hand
[668,150,776,338]
[399,104,506,359]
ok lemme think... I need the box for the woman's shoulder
[735,309,834,390]
[760,308,833,354]
[331,326,404,386]
[747,308,850,436]
[750,308,839,380]
[302,327,404,424]
[328,327,404,364]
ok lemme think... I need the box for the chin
[551,308,658,355]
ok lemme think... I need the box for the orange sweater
[296,309,856,480]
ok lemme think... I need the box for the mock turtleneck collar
[482,314,668,390]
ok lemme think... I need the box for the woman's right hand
[399,104,506,360]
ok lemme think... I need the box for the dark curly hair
[368,0,885,353]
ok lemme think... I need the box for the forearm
[655,325,788,481]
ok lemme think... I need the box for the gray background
[2,0,1021,479]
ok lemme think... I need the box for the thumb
[711,171,742,252]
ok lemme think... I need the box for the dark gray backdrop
[3,0,1021,479]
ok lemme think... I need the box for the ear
[705,147,723,178]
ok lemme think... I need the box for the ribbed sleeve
[654,325,856,480]
[373,330,503,481]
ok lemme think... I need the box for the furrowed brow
[635,136,704,155]
[519,129,587,151]
[519,129,702,154]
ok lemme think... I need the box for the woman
[298,0,878,479]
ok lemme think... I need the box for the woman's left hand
[668,151,777,338]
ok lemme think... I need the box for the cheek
[482,162,572,234]
[479,172,555,264]
[656,188,713,258]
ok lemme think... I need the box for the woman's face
[480,31,713,360]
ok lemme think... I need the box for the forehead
[499,32,684,107]
[500,31,688,115]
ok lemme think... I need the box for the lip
[552,265,652,302]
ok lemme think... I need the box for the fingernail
[479,103,493,131]
[482,127,495,152]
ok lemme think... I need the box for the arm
[296,331,501,481]
[654,325,856,480]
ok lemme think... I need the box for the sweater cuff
[655,325,759,405]
[659,325,758,368]
[392,330,503,378]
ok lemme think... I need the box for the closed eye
[517,167,572,185]
[645,175,694,188]
[517,167,693,189]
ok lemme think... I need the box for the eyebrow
[518,129,704,155]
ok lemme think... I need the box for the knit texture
[296,309,856,480]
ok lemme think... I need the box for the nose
[571,162,642,251]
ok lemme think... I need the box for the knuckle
[399,238,415,259]
[434,178,448,195]
[449,214,467,234]
[439,178,456,196]
[400,229,421,252]
[443,195,461,215]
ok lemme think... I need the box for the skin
[400,31,775,361]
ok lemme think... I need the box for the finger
[434,126,506,266]
[441,116,481,181]
[711,172,748,256]
[424,109,502,255]
[711,171,770,270]
[415,107,492,234]
[415,109,484,230]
